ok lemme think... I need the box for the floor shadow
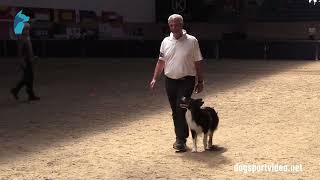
[169,145,230,168]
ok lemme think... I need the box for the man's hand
[150,79,157,90]
[195,82,204,94]
[150,60,165,90]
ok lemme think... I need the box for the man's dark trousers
[13,62,36,98]
[165,75,195,144]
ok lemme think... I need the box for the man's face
[168,19,183,34]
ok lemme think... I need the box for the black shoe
[10,88,19,100]
[28,96,40,101]
[173,142,187,152]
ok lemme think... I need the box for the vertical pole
[264,41,267,60]
[315,41,318,61]
[215,41,219,60]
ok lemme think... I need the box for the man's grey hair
[168,14,183,24]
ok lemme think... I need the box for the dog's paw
[191,148,197,153]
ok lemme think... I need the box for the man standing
[11,22,40,101]
[150,14,204,152]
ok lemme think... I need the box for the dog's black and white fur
[180,97,219,152]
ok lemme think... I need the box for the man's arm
[195,60,204,82]
[150,60,165,90]
[194,60,204,93]
[152,60,165,81]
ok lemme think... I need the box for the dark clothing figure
[11,38,39,101]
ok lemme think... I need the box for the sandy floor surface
[0,58,319,179]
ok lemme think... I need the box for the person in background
[11,22,40,101]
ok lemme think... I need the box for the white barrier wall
[0,0,155,22]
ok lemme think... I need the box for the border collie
[180,97,219,152]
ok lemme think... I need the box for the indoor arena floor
[0,58,319,179]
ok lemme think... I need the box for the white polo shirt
[159,29,203,79]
